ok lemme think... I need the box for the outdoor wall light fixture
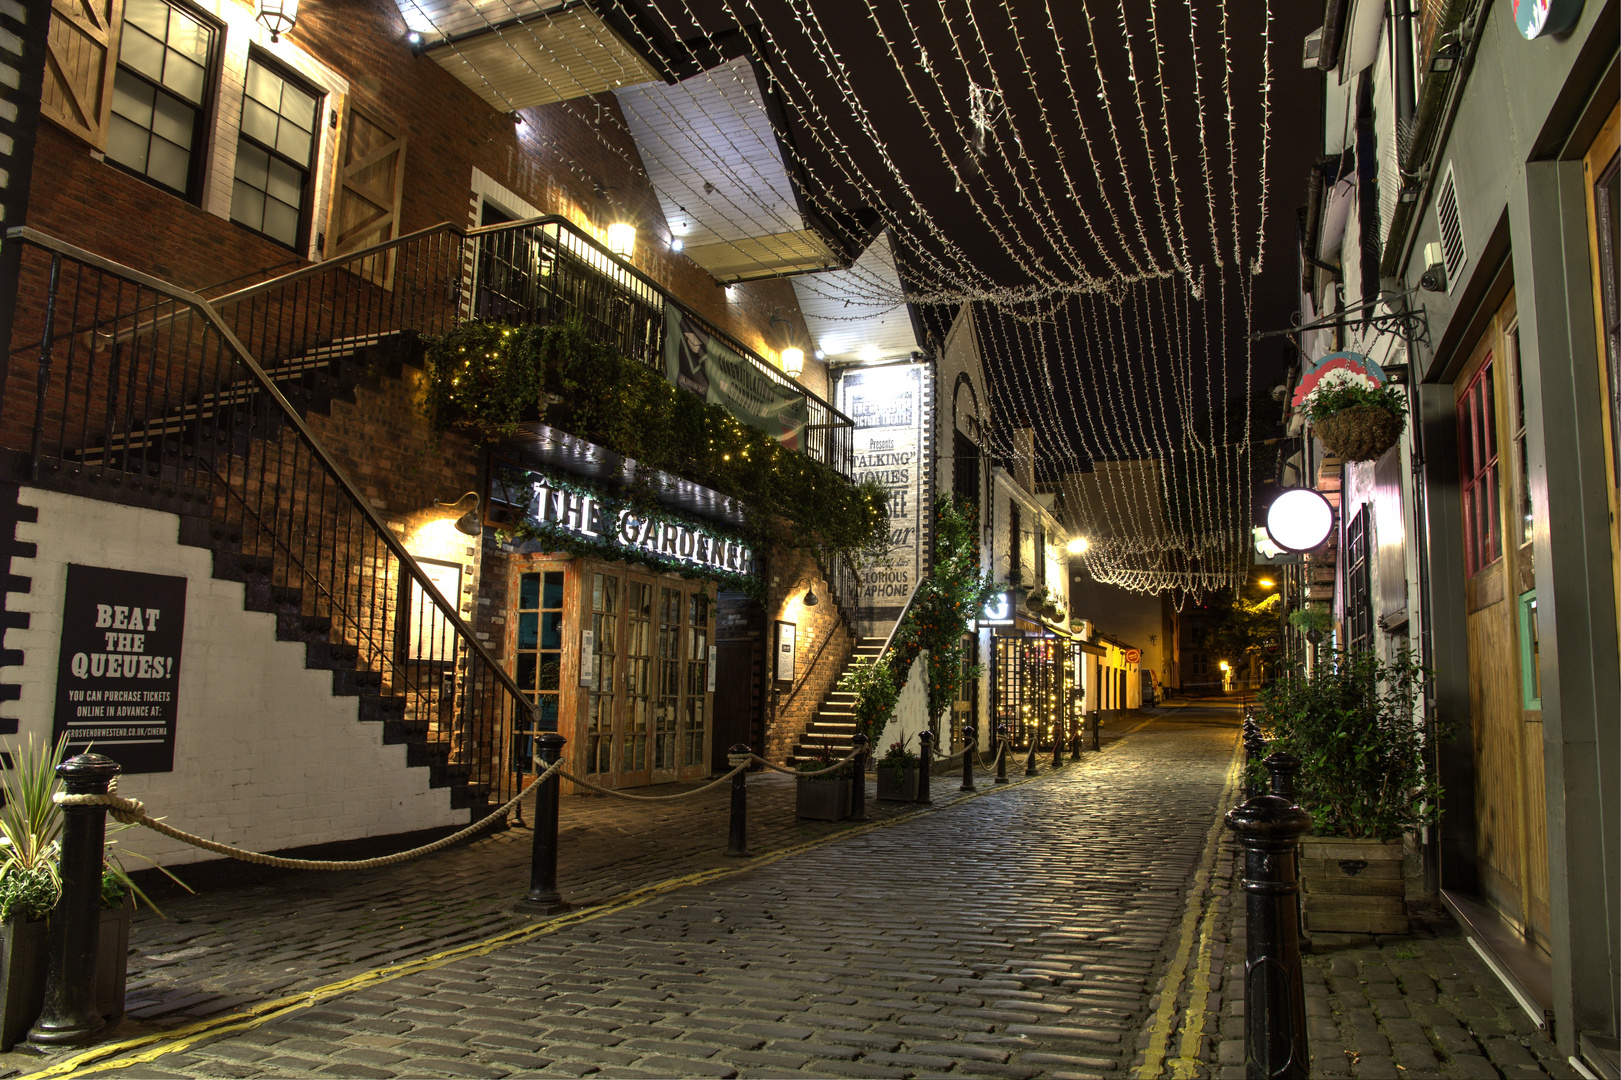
[256,0,298,41]
[1065,536,1089,555]
[606,223,636,257]
[1399,184,1421,204]
[781,348,805,378]
[670,237,684,252]
[814,348,826,360]
[1219,660,1231,672]
[803,587,819,607]
[1429,40,1462,73]
[436,492,483,536]
[1265,488,1334,552]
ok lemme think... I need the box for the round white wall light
[1265,488,1334,552]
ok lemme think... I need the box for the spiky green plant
[0,733,67,921]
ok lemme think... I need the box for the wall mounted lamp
[436,492,483,536]
[257,0,298,41]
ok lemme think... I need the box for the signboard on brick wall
[53,564,187,774]
[839,361,932,627]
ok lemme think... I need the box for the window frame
[1457,357,1502,577]
[1518,589,1542,710]
[229,47,325,253]
[105,0,224,203]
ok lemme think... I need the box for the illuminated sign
[519,473,756,577]
[977,592,1014,628]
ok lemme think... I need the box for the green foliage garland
[1255,648,1442,840]
[423,321,889,570]
[1288,603,1333,635]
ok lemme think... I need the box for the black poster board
[52,564,186,773]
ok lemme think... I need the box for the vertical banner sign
[839,363,930,626]
[580,629,596,687]
[707,644,718,693]
[665,306,809,447]
[774,621,797,682]
[53,565,186,773]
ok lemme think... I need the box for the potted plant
[1254,649,1439,935]
[0,736,185,1047]
[793,747,850,822]
[875,740,920,802]
[1024,586,1048,615]
[1295,354,1407,462]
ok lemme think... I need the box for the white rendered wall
[876,654,930,758]
[3,489,462,867]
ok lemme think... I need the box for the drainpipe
[1392,0,1417,128]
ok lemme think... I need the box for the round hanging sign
[1514,0,1582,39]
[1266,489,1335,553]
[1124,648,1141,664]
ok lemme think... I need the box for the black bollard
[1244,722,1268,801]
[1090,709,1102,752]
[994,725,1009,783]
[1023,729,1039,776]
[1266,750,1300,802]
[30,753,120,1047]
[959,725,976,792]
[520,732,570,914]
[1070,710,1083,760]
[849,734,869,821]
[725,744,752,856]
[916,730,933,804]
[1225,783,1313,1080]
[1051,719,1064,768]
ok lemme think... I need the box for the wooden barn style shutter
[326,102,407,288]
[41,0,123,150]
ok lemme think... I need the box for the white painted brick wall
[2,489,461,868]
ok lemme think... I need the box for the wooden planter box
[0,894,136,1050]
[1300,837,1407,935]
[875,763,919,802]
[795,777,849,822]
[97,895,133,1022]
[0,916,48,1051]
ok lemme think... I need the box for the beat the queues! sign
[53,564,186,773]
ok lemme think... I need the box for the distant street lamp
[1257,578,1276,589]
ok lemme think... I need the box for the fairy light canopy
[388,0,1316,597]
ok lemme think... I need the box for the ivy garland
[493,468,766,600]
[422,321,889,572]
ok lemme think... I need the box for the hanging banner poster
[839,362,931,627]
[52,564,186,774]
[665,305,809,448]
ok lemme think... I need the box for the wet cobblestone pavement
[6,705,1576,1079]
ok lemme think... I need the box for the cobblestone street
[7,706,1579,1080]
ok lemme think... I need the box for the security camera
[1420,241,1447,293]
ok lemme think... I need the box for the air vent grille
[1436,163,1467,292]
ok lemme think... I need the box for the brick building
[0,0,912,862]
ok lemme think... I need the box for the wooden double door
[510,558,714,790]
[1453,291,1551,946]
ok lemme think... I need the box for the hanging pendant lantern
[257,0,299,42]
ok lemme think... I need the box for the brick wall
[762,547,854,764]
[0,487,464,867]
[17,0,810,370]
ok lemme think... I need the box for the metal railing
[203,215,853,474]
[2,227,539,813]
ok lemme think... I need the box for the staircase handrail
[876,576,927,665]
[5,225,540,726]
[207,214,852,426]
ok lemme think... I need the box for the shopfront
[492,467,754,790]
[990,625,1083,749]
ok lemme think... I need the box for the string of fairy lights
[389,0,1274,595]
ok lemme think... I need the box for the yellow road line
[1137,729,1244,1080]
[28,751,1101,1079]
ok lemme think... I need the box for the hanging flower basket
[1314,404,1404,462]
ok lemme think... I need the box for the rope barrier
[751,748,861,777]
[54,760,566,871]
[556,760,751,801]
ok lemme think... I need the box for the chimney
[1013,426,1036,495]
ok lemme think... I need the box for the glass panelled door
[585,572,618,777]
[651,586,683,779]
[684,591,711,768]
[621,576,655,785]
